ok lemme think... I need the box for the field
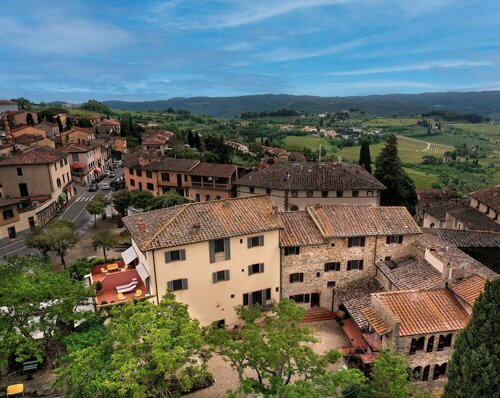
[283,136,337,155]
[403,168,440,189]
[397,136,453,156]
[449,123,500,138]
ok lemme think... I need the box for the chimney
[137,217,145,234]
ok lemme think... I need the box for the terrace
[89,260,148,307]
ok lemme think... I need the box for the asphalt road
[0,168,123,260]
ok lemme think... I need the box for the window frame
[212,269,230,283]
[247,235,264,248]
[167,278,188,291]
[386,235,404,244]
[348,236,365,247]
[248,263,265,275]
[165,249,186,263]
[289,272,304,283]
[346,259,364,270]
[324,262,341,272]
[284,246,300,256]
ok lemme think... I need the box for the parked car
[101,182,111,190]
[114,160,123,168]
[88,183,99,192]
[108,171,116,178]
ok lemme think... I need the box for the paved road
[0,168,123,259]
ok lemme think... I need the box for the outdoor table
[107,263,119,271]
[7,384,24,396]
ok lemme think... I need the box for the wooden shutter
[181,279,188,290]
[248,265,253,275]
[243,293,249,306]
[386,236,391,244]
[437,335,445,351]
[209,241,215,263]
[336,262,341,271]
[426,336,434,352]
[290,274,294,283]
[433,365,440,380]
[409,338,417,355]
[165,252,172,263]
[212,272,218,283]
[347,261,352,271]
[259,263,264,273]
[247,237,252,248]
[398,235,403,244]
[361,237,365,246]
[259,235,264,246]
[299,273,304,282]
[180,249,186,260]
[359,260,364,270]
[224,270,230,281]
[224,238,231,260]
[348,238,353,248]
[167,281,174,291]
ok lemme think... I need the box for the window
[249,187,255,194]
[413,366,422,380]
[216,195,221,199]
[327,281,336,288]
[367,190,374,197]
[146,171,153,178]
[289,273,304,283]
[386,235,403,244]
[16,167,23,176]
[433,363,447,380]
[352,190,359,197]
[348,236,365,247]
[129,167,134,175]
[72,154,79,162]
[266,188,271,195]
[56,178,62,188]
[347,260,364,270]
[248,263,264,275]
[289,294,309,303]
[60,160,64,168]
[291,190,298,198]
[209,238,230,263]
[422,365,430,381]
[426,336,434,352]
[3,209,14,220]
[7,226,16,239]
[64,158,68,165]
[62,174,66,183]
[284,246,300,256]
[147,183,154,191]
[324,262,341,272]
[195,194,200,202]
[165,249,186,263]
[161,173,170,181]
[212,270,230,283]
[136,170,142,177]
[184,174,188,182]
[306,191,313,198]
[316,272,321,277]
[321,191,328,198]
[409,336,425,355]
[243,288,271,307]
[437,334,452,351]
[167,278,188,291]
[130,179,136,187]
[336,191,343,197]
[205,194,210,201]
[247,235,264,248]
[290,205,299,211]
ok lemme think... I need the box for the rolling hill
[103,91,500,119]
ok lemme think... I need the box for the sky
[0,0,499,102]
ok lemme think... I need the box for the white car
[101,182,111,190]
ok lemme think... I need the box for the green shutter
[224,238,231,260]
[167,281,174,291]
[182,279,188,290]
[212,272,218,284]
[248,265,253,275]
[180,249,186,260]
[209,241,215,263]
[224,270,230,281]
[259,235,264,246]
[259,263,264,273]
[247,237,252,248]
[165,252,171,263]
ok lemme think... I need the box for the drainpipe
[152,249,160,304]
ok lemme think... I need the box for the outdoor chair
[100,267,108,274]
[134,289,142,298]
[117,293,126,300]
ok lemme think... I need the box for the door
[177,174,182,187]
[8,226,17,239]
[28,217,36,229]
[19,183,29,196]
[311,293,320,307]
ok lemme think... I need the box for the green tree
[26,112,35,126]
[207,299,349,396]
[112,189,132,215]
[91,231,118,259]
[194,131,202,150]
[358,140,372,174]
[77,118,92,128]
[86,194,109,228]
[370,350,411,398]
[374,135,417,214]
[186,130,194,147]
[443,278,500,398]
[80,99,111,114]
[48,220,78,268]
[26,227,52,256]
[55,294,211,398]
[145,191,189,211]
[130,190,155,209]
[0,255,94,368]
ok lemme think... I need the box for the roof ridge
[341,165,386,188]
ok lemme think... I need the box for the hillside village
[0,98,498,397]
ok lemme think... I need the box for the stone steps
[302,307,337,323]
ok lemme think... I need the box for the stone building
[236,162,385,211]
[469,185,500,223]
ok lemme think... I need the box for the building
[279,205,422,310]
[0,198,32,242]
[61,142,106,185]
[96,119,121,135]
[0,100,19,113]
[236,162,385,210]
[469,185,499,223]
[0,146,74,237]
[2,110,38,128]
[141,136,170,154]
[57,127,96,147]
[445,206,500,232]
[122,196,282,326]
[124,152,239,201]
[421,202,465,228]
[34,121,60,139]
[224,140,250,153]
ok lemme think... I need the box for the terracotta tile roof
[0,100,16,105]
[0,197,21,207]
[336,277,385,329]
[307,205,421,238]
[424,202,467,221]
[190,163,238,178]
[448,207,500,232]
[39,121,58,127]
[0,146,68,166]
[424,228,500,248]
[123,196,281,251]
[417,189,452,208]
[372,289,470,335]
[362,307,391,335]
[142,137,168,145]
[470,185,500,212]
[450,274,487,306]
[376,257,443,290]
[100,119,121,126]
[143,158,200,173]
[279,211,324,246]
[61,142,101,153]
[235,162,386,191]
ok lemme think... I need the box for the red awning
[94,168,101,174]
[71,162,86,168]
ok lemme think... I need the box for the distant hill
[103,91,500,119]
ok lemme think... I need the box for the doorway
[8,226,17,239]
[311,293,320,307]
[19,183,29,196]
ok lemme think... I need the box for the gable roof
[470,185,500,212]
[372,289,470,335]
[235,162,386,191]
[307,205,421,238]
[123,196,281,251]
[143,157,200,173]
[279,211,324,246]
[376,257,443,290]
[448,207,500,232]
[61,142,101,153]
[423,202,467,221]
[100,119,121,126]
[190,163,238,178]
[450,274,487,306]
[423,228,500,248]
[0,146,68,166]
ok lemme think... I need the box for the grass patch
[283,136,337,155]
[404,168,440,189]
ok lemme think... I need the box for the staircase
[302,307,337,323]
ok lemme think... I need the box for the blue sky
[0,0,499,102]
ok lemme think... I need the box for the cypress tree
[443,278,500,398]
[374,135,417,213]
[358,140,372,174]
[186,130,194,147]
[194,132,201,150]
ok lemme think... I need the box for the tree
[112,189,132,215]
[77,118,92,128]
[130,190,155,209]
[187,130,194,147]
[443,278,500,398]
[48,220,78,268]
[358,140,372,174]
[145,191,189,211]
[207,299,353,396]
[56,116,64,133]
[66,116,73,129]
[91,231,117,259]
[55,294,211,398]
[194,132,202,150]
[0,255,94,369]
[26,227,52,256]
[86,194,109,228]
[80,99,111,114]
[26,112,35,126]
[374,135,417,214]
[370,350,411,398]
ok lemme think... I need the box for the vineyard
[396,136,454,156]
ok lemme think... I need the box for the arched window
[430,223,435,228]
[433,363,447,380]
[413,366,422,380]
[426,336,435,352]
[409,336,425,355]
[444,333,453,348]
[56,178,61,188]
[422,365,430,381]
